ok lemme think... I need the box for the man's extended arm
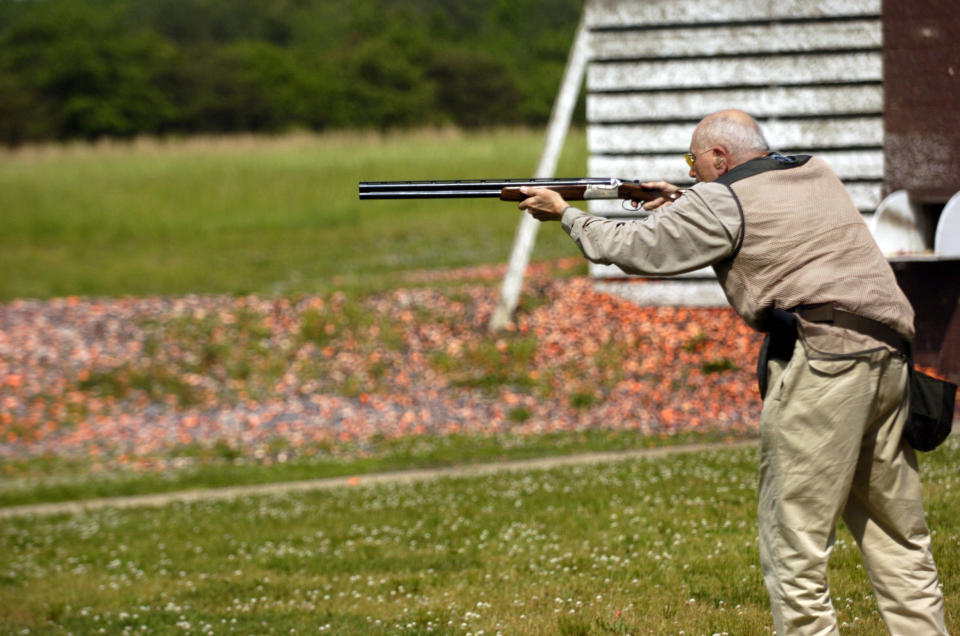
[520,182,743,277]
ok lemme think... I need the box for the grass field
[0,430,736,508]
[1,127,759,505]
[0,129,586,300]
[3,130,957,634]
[3,437,958,634]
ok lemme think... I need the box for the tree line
[0,0,584,145]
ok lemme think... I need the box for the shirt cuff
[560,206,588,233]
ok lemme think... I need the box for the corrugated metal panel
[583,0,884,284]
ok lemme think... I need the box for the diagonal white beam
[489,7,589,331]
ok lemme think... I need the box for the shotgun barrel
[358,178,681,204]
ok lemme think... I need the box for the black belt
[794,304,911,356]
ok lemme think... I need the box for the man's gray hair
[696,111,770,161]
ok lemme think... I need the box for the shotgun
[358,178,681,205]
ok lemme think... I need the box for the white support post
[488,9,589,331]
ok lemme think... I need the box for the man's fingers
[516,186,567,221]
[643,197,669,211]
[638,180,680,211]
[517,186,540,210]
[641,180,677,192]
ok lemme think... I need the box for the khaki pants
[759,338,947,635]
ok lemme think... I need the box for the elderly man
[518,109,947,634]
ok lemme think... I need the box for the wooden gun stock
[498,182,680,204]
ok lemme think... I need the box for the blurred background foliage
[0,0,585,144]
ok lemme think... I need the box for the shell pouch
[905,368,957,452]
[757,308,798,399]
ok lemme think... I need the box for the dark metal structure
[891,259,960,379]
[883,0,960,381]
[883,0,960,204]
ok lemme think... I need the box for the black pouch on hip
[904,368,957,452]
[757,308,798,400]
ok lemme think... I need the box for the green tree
[178,41,321,132]
[426,47,521,128]
[342,28,438,129]
[0,0,584,142]
[0,2,178,141]
[126,0,297,46]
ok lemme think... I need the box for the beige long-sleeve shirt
[561,181,742,277]
[560,155,915,348]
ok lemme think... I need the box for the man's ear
[714,149,729,174]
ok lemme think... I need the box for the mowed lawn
[3,438,959,635]
[3,131,958,634]
[0,129,586,300]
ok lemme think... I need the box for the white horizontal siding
[841,183,883,212]
[592,278,730,305]
[583,182,882,217]
[586,0,880,28]
[590,262,719,280]
[588,52,882,92]
[612,187,879,217]
[582,0,884,289]
[588,150,882,182]
[588,85,882,122]
[590,19,881,60]
[588,117,882,153]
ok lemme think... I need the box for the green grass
[4,129,955,634]
[0,430,737,508]
[2,436,958,634]
[0,129,586,300]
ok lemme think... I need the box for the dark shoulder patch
[715,153,812,186]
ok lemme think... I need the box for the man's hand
[639,181,681,211]
[518,186,569,222]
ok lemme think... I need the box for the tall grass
[2,438,958,634]
[0,129,587,300]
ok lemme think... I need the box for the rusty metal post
[883,0,960,381]
[883,0,960,203]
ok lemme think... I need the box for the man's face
[687,146,721,183]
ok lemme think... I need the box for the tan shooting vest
[711,154,914,341]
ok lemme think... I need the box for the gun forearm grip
[499,186,589,201]
[501,184,682,203]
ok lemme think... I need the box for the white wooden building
[581,0,887,303]
[490,0,958,375]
